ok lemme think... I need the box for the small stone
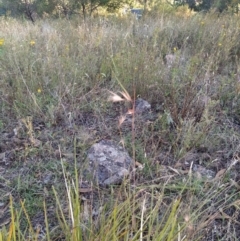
[120,98,152,134]
[85,140,134,186]
[135,98,151,114]
[193,164,215,180]
[42,173,53,185]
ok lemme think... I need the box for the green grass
[0,9,240,240]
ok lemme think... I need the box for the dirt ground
[1,90,240,240]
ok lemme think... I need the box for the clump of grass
[3,164,239,240]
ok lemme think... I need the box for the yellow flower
[30,40,35,46]
[173,47,177,52]
[0,38,4,46]
[37,88,42,93]
[218,43,222,47]
[200,21,205,25]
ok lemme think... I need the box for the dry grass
[0,11,240,240]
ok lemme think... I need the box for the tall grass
[0,10,240,240]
